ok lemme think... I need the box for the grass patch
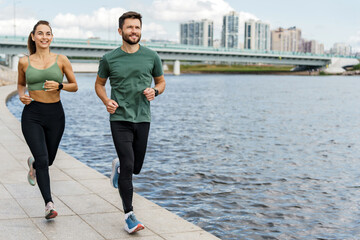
[170,64,293,73]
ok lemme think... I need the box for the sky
[0,0,359,52]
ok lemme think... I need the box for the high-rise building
[244,19,270,51]
[330,43,352,56]
[221,11,242,49]
[301,40,324,54]
[180,19,213,47]
[271,27,302,52]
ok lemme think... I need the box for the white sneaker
[27,156,36,186]
[45,202,58,219]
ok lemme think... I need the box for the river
[7,73,360,240]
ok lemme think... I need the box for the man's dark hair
[119,11,142,29]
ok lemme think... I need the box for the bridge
[0,36,358,75]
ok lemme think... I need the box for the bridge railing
[0,35,357,59]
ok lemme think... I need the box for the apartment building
[180,19,213,47]
[271,27,302,52]
[330,43,352,56]
[221,11,243,48]
[301,40,324,54]
[244,19,270,51]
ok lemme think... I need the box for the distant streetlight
[13,0,21,38]
[102,5,110,41]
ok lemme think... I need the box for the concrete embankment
[71,62,99,73]
[0,65,17,86]
[0,66,220,239]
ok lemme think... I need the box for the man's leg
[110,121,135,213]
[133,122,150,175]
[110,121,146,233]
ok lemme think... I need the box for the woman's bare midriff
[29,90,61,103]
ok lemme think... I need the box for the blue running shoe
[124,212,145,233]
[110,158,119,188]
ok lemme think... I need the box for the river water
[7,73,360,240]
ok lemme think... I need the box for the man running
[95,11,166,233]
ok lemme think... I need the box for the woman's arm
[17,57,32,105]
[44,54,78,92]
[59,54,78,92]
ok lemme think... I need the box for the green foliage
[353,64,360,70]
[177,64,293,73]
[319,71,327,75]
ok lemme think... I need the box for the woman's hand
[19,94,33,105]
[43,80,60,92]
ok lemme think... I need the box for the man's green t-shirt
[98,45,163,123]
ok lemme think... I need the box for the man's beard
[122,33,141,45]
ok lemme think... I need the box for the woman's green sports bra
[26,55,63,91]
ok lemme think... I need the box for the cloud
[52,27,95,39]
[149,0,233,22]
[0,2,261,43]
[142,22,167,40]
[0,7,127,40]
[0,3,36,21]
[53,7,126,30]
[147,0,258,40]
[0,18,38,37]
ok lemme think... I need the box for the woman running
[17,20,78,219]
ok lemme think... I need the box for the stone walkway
[0,84,220,240]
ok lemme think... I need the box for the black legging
[21,101,65,205]
[110,121,150,214]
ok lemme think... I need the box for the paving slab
[0,218,47,240]
[81,212,159,239]
[0,84,221,239]
[33,215,105,240]
[58,193,119,214]
[16,196,75,218]
[4,182,42,199]
[0,183,13,199]
[0,198,28,219]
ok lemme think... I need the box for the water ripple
[7,73,360,240]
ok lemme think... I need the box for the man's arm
[154,75,166,95]
[95,75,118,114]
[143,75,166,101]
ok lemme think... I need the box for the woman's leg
[21,105,52,205]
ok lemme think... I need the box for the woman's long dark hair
[27,20,52,55]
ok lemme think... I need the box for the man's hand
[106,99,119,114]
[143,88,155,101]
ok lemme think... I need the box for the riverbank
[61,63,318,75]
[0,65,17,86]
[0,79,13,86]
[0,70,220,239]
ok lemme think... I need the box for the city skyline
[0,0,359,52]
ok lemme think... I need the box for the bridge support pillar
[162,62,169,72]
[9,55,20,71]
[173,60,180,76]
[5,54,11,67]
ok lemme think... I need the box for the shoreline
[1,63,358,87]
[0,84,220,239]
[164,70,321,76]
